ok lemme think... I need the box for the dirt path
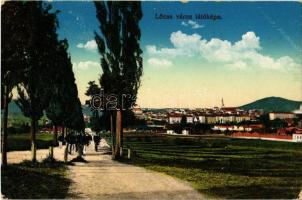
[67,139,205,199]
[6,146,77,163]
[6,140,206,199]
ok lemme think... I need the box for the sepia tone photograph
[1,0,302,199]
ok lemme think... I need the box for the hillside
[240,97,301,113]
[8,101,21,115]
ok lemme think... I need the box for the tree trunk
[30,116,37,162]
[111,113,115,159]
[62,126,65,137]
[53,125,58,146]
[120,111,124,155]
[64,144,68,162]
[115,110,122,158]
[1,85,9,167]
[49,146,54,159]
[77,144,83,158]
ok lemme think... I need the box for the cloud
[146,31,299,71]
[225,61,248,70]
[181,20,204,29]
[73,61,100,71]
[145,31,201,58]
[76,40,97,51]
[147,58,173,69]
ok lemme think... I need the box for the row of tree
[93,1,143,159]
[1,1,85,166]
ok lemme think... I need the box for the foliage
[66,98,85,132]
[85,81,101,98]
[7,133,54,151]
[1,1,30,94]
[1,0,33,166]
[90,111,102,133]
[94,1,143,121]
[85,81,102,131]
[16,2,60,121]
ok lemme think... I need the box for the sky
[52,1,302,108]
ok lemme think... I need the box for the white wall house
[182,130,189,135]
[186,116,194,124]
[235,115,250,123]
[212,125,228,132]
[233,125,245,131]
[293,134,302,142]
[198,116,206,123]
[168,115,182,124]
[269,112,295,120]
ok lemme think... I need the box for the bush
[8,123,30,134]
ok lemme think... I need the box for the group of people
[58,132,102,155]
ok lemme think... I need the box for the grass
[122,135,302,199]
[7,133,54,151]
[1,160,70,199]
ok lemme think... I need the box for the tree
[85,81,102,133]
[259,113,270,132]
[67,98,85,159]
[46,40,73,148]
[1,1,33,167]
[85,81,101,98]
[181,116,187,128]
[91,111,102,133]
[16,2,60,162]
[56,50,84,162]
[94,1,143,159]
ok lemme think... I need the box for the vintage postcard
[1,0,302,199]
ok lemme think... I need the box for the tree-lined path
[6,140,205,200]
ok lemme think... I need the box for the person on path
[93,134,101,152]
[58,134,64,149]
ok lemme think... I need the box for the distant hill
[82,105,93,116]
[240,97,302,113]
[8,100,21,115]
[8,100,92,116]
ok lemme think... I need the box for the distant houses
[269,112,295,120]
[167,107,251,125]
[168,113,182,124]
[129,102,302,141]
[212,124,264,132]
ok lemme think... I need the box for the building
[212,124,263,132]
[221,107,238,114]
[167,130,175,134]
[235,115,251,123]
[269,112,295,120]
[133,104,144,119]
[168,113,182,124]
[186,116,194,124]
[292,134,302,142]
[182,130,189,135]
[197,115,206,123]
[293,104,302,118]
[206,115,217,124]
[83,114,91,123]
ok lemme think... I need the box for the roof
[269,112,294,114]
[221,107,238,111]
[168,113,183,118]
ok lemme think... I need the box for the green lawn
[1,161,70,199]
[122,135,302,199]
[7,133,54,151]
